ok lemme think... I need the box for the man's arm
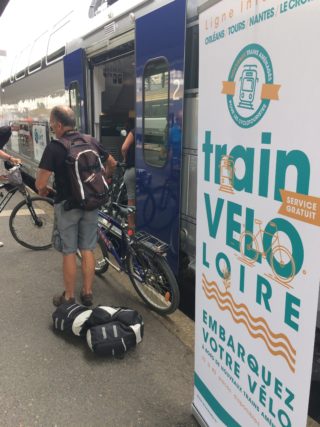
[121,131,134,160]
[35,168,52,197]
[105,154,117,178]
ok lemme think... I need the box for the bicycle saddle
[112,202,136,216]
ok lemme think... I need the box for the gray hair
[51,106,76,128]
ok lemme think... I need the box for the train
[0,0,204,319]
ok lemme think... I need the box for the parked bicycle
[103,161,128,215]
[81,202,180,315]
[239,219,295,284]
[0,164,54,250]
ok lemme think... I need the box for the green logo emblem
[223,44,279,128]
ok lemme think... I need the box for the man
[0,125,21,247]
[36,106,116,306]
[121,126,135,231]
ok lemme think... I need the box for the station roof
[0,0,10,16]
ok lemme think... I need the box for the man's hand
[35,168,52,196]
[38,187,50,197]
[10,156,21,165]
[105,154,117,178]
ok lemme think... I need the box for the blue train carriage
[0,0,202,319]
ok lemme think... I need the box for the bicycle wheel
[127,244,180,315]
[270,246,295,284]
[9,196,54,250]
[77,235,109,275]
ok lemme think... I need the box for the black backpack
[58,132,109,210]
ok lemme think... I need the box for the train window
[28,31,48,74]
[10,55,18,83]
[69,81,82,131]
[143,58,169,168]
[14,45,31,81]
[46,13,73,65]
[185,25,199,90]
[88,0,119,18]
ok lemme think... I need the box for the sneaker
[52,292,75,307]
[80,292,93,307]
[0,242,3,247]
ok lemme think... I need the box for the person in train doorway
[121,117,135,232]
[0,126,21,248]
[35,106,117,307]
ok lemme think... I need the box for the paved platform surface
[0,194,197,427]
[0,193,318,427]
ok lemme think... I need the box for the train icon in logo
[238,64,258,110]
[222,43,280,128]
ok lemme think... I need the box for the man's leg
[80,249,95,295]
[63,253,77,299]
[52,203,79,306]
[127,198,135,230]
[124,167,136,230]
[78,209,98,306]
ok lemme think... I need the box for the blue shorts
[53,202,98,254]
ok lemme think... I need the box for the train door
[135,0,187,274]
[89,46,135,161]
[63,48,87,132]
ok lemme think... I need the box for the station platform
[0,195,197,427]
[0,194,318,427]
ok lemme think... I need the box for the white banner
[32,124,47,162]
[194,1,320,426]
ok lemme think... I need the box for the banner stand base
[191,402,209,427]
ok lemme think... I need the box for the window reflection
[143,58,169,167]
[69,82,82,131]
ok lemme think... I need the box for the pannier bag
[52,302,92,336]
[86,306,144,357]
[58,132,109,210]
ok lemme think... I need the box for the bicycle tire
[77,235,109,274]
[127,244,180,315]
[270,246,295,284]
[9,196,54,250]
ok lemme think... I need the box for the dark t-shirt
[126,129,135,169]
[39,131,109,203]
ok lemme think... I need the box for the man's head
[50,106,76,138]
[0,125,12,149]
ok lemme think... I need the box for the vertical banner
[194,1,320,426]
[32,123,47,162]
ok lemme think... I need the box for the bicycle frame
[0,172,50,228]
[97,206,170,273]
[254,221,281,258]
[0,183,17,212]
[98,209,129,273]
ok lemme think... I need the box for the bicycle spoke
[127,245,179,315]
[9,197,54,250]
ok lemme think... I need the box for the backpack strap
[57,132,100,151]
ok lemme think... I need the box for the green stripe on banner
[194,373,241,427]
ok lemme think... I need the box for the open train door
[135,0,187,274]
[63,48,87,133]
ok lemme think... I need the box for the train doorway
[90,46,135,160]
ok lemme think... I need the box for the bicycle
[86,202,180,315]
[103,162,128,215]
[239,219,295,284]
[0,164,54,250]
